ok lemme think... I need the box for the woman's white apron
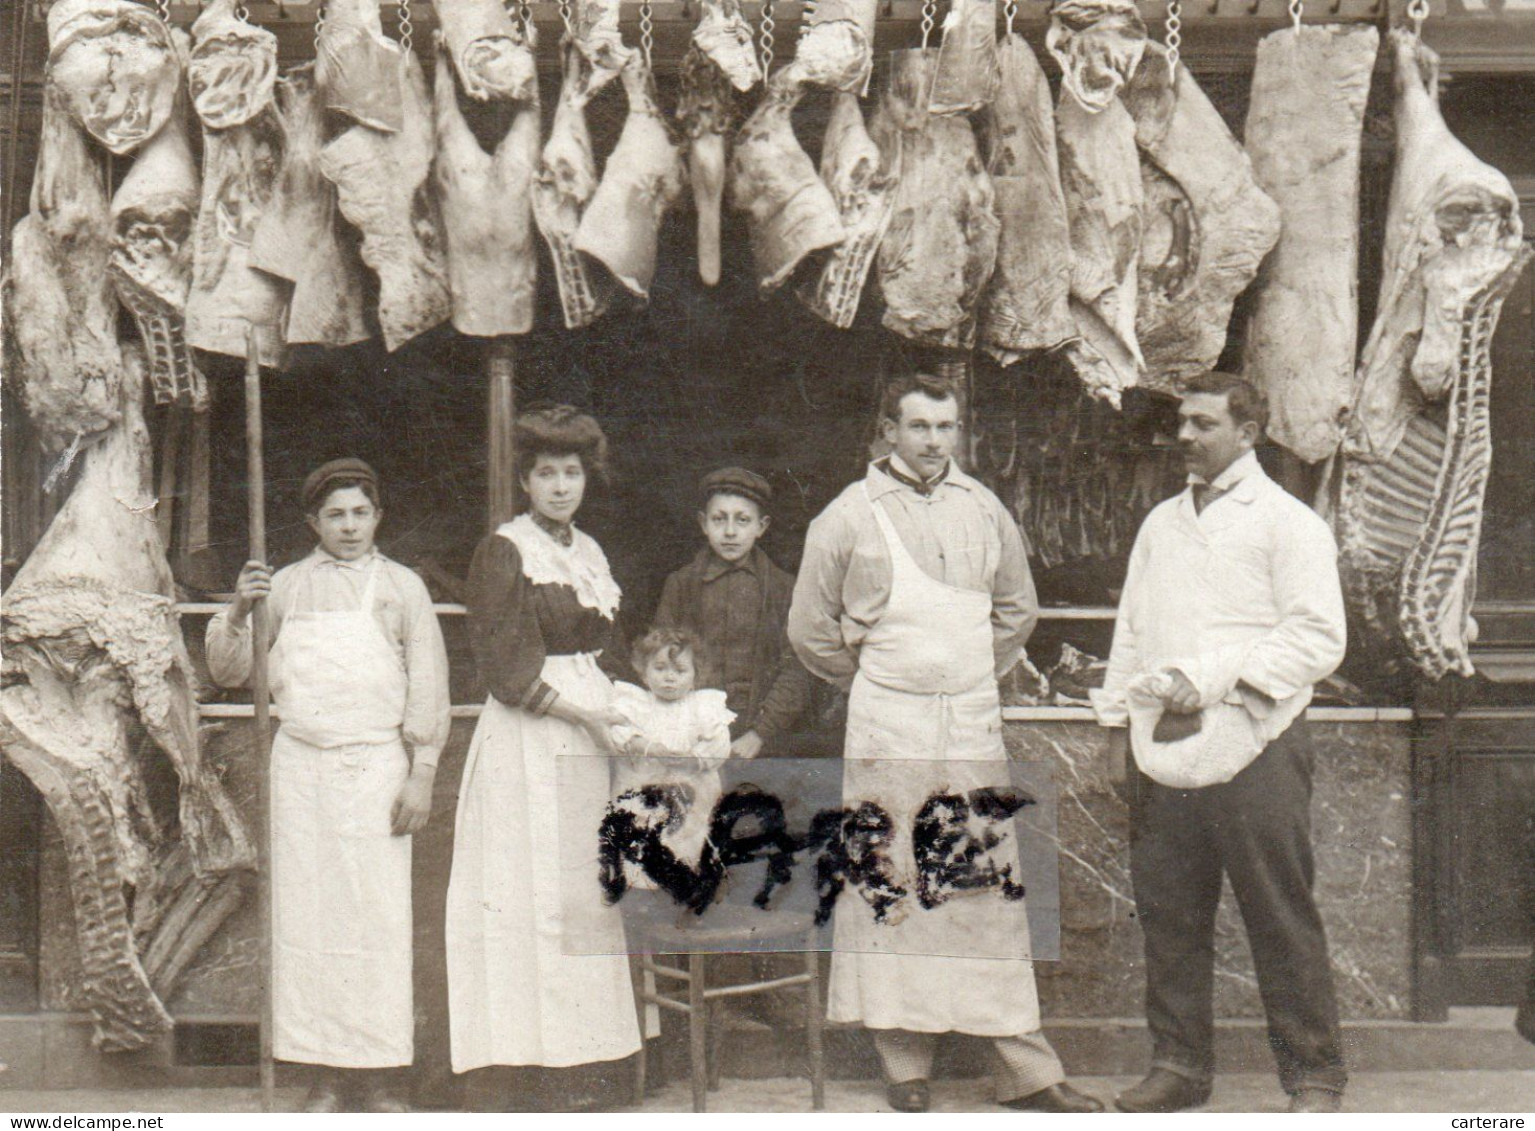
[269,559,415,1067]
[826,486,1042,1037]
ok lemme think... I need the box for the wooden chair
[630,905,826,1112]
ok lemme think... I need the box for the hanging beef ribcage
[433,42,539,336]
[575,57,685,302]
[249,65,372,347]
[978,33,1073,363]
[4,84,121,449]
[319,50,452,352]
[1242,24,1377,464]
[873,48,998,350]
[1333,31,1529,680]
[1122,44,1280,395]
[0,349,254,1052]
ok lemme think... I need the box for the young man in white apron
[788,376,1102,1114]
[206,459,451,1112]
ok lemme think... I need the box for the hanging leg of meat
[320,50,451,352]
[1332,30,1529,680]
[1056,87,1143,405]
[798,91,895,328]
[1241,24,1377,464]
[1122,43,1280,395]
[0,348,255,1052]
[571,0,636,82]
[110,100,204,409]
[187,0,277,130]
[46,0,184,155]
[316,0,403,132]
[433,38,539,336]
[3,83,121,450]
[731,67,846,295]
[575,58,685,302]
[1045,0,1147,114]
[872,48,999,350]
[794,0,878,93]
[677,46,735,287]
[437,0,537,103]
[929,0,998,115]
[978,33,1073,363]
[249,64,371,347]
[690,0,761,92]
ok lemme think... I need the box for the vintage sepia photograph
[1,0,1533,1118]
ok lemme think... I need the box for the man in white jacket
[1092,373,1349,1114]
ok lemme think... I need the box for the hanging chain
[1004,0,1018,37]
[314,0,326,49]
[520,0,533,40]
[920,0,936,49]
[799,0,813,42]
[1407,0,1428,37]
[557,0,574,36]
[640,0,654,67]
[398,0,413,53]
[1164,0,1181,77]
[759,0,774,74]
[1288,0,1303,33]
[153,0,169,23]
[236,0,249,20]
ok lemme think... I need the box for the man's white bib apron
[269,559,415,1067]
[827,485,1042,1037]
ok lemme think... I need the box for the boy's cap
[700,467,772,509]
[303,458,379,511]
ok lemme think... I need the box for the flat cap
[699,466,772,509]
[302,458,379,511]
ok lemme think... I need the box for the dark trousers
[1129,720,1347,1094]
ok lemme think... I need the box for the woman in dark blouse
[445,406,644,1085]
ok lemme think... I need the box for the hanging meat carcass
[873,48,999,350]
[1122,43,1280,394]
[316,0,403,131]
[1332,30,1529,680]
[691,0,761,91]
[109,97,204,408]
[929,0,1000,115]
[436,0,537,103]
[0,348,255,1052]
[184,0,288,365]
[1046,0,1146,114]
[978,33,1074,362]
[46,0,184,156]
[433,38,540,336]
[678,48,737,287]
[4,82,121,450]
[575,55,686,303]
[319,49,452,351]
[1243,24,1378,464]
[248,65,372,347]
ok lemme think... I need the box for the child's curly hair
[631,626,709,675]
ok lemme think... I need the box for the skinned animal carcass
[4,82,121,449]
[678,47,737,287]
[433,37,540,336]
[1,349,255,1052]
[1046,0,1146,114]
[316,0,403,131]
[184,0,288,365]
[436,0,537,103]
[248,64,372,347]
[575,56,686,303]
[978,33,1074,363]
[873,48,999,350]
[1122,44,1281,394]
[319,49,452,352]
[690,0,761,92]
[1332,31,1529,680]
[46,0,184,155]
[929,0,999,115]
[1243,24,1378,464]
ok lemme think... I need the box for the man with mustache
[788,373,1101,1113]
[1092,373,1349,1113]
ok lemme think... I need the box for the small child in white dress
[610,628,736,892]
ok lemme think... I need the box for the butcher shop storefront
[1,0,1533,1108]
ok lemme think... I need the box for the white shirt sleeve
[1236,510,1347,700]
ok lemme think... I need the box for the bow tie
[882,458,947,497]
[1192,483,1231,515]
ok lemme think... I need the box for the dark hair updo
[513,405,609,488]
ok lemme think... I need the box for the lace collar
[498,513,622,619]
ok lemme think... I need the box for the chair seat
[630,904,820,952]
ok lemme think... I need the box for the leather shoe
[1001,1083,1105,1113]
[1114,1068,1212,1113]
[300,1083,344,1113]
[359,1087,411,1113]
[1288,1088,1342,1113]
[887,1080,930,1113]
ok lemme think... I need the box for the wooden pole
[243,327,275,1112]
[486,338,518,531]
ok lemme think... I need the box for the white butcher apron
[826,485,1042,1038]
[268,559,415,1067]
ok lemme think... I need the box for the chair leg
[706,999,725,1092]
[688,952,709,1113]
[631,955,648,1106]
[805,950,825,1111]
